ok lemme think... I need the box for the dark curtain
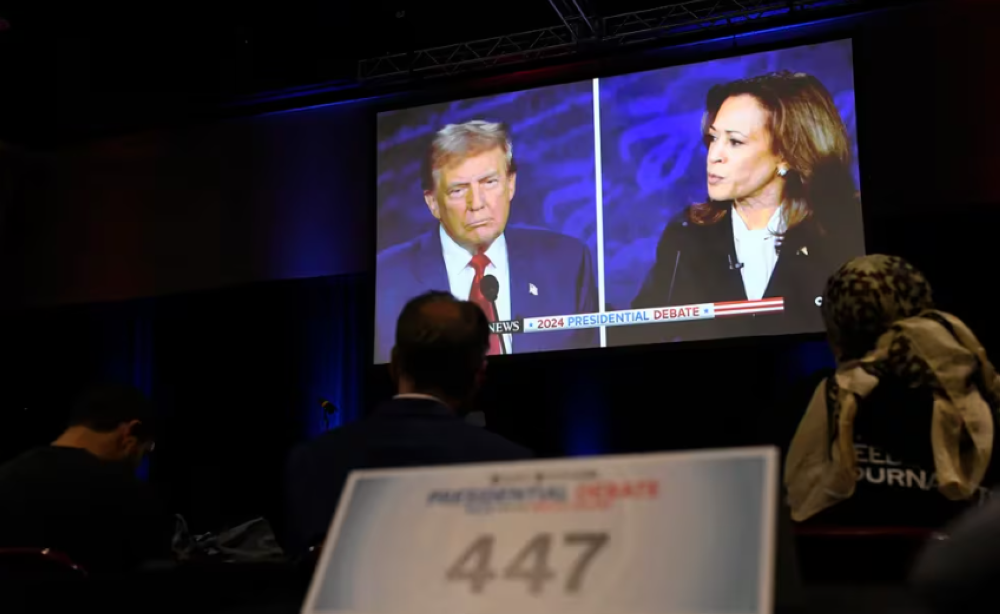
[0,272,371,531]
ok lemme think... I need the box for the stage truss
[357,0,874,82]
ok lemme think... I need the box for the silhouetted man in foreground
[283,291,532,557]
[0,385,172,574]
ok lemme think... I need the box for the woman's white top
[731,205,785,301]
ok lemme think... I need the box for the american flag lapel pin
[797,246,809,256]
[529,283,538,296]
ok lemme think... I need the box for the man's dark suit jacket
[281,397,532,557]
[374,225,599,363]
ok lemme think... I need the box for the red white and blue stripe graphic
[713,298,785,317]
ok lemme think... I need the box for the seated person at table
[784,255,999,528]
[283,291,532,557]
[0,385,172,573]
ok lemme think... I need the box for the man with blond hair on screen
[375,120,598,362]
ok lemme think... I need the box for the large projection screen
[374,39,863,363]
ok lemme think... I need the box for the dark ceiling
[1,0,633,145]
[0,0,634,100]
[0,0,924,146]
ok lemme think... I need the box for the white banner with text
[302,447,778,614]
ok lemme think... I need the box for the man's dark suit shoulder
[377,226,588,264]
[377,233,427,268]
[294,408,532,465]
[281,400,532,555]
[505,225,589,259]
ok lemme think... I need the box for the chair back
[795,526,946,584]
[0,548,87,579]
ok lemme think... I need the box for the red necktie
[469,253,501,356]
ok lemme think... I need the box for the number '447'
[445,533,608,595]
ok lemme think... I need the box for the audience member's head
[391,291,491,407]
[54,385,155,466]
[821,254,935,362]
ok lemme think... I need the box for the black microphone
[480,274,508,355]
[666,249,681,306]
[320,398,338,431]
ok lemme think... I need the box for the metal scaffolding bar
[357,0,871,82]
[358,25,580,81]
[548,0,579,41]
[601,0,863,45]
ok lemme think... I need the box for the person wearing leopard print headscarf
[784,254,999,526]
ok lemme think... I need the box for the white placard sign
[302,447,777,614]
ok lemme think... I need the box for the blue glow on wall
[132,308,154,481]
[300,276,368,440]
[788,339,836,378]
[562,382,609,456]
[88,304,155,480]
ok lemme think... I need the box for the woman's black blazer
[609,204,862,346]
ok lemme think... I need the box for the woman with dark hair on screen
[620,70,862,345]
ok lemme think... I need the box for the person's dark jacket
[282,397,532,557]
[782,370,998,528]
[0,446,173,574]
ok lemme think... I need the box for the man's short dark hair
[68,385,154,442]
[393,291,490,399]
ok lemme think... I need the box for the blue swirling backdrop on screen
[599,39,859,311]
[376,81,598,260]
